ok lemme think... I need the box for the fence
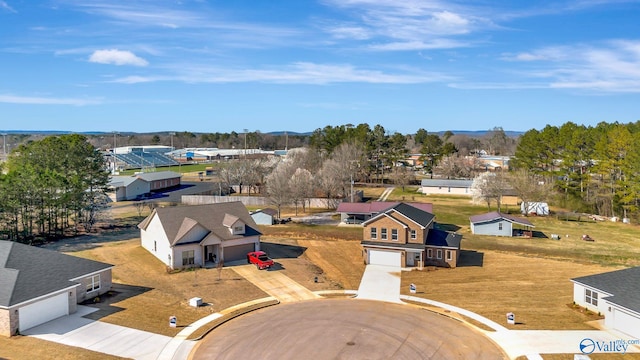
[181,195,342,209]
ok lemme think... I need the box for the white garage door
[368,250,401,267]
[613,308,640,339]
[19,292,69,331]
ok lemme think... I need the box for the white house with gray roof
[0,241,113,336]
[571,267,640,339]
[138,202,262,269]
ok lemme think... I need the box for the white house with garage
[571,267,640,339]
[0,241,113,336]
[138,202,262,269]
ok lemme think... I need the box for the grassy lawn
[401,250,613,330]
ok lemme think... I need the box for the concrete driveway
[233,264,320,303]
[356,264,402,303]
[22,305,181,360]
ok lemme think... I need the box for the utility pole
[243,128,248,159]
[1,133,6,160]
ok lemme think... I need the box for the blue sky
[2,1,640,134]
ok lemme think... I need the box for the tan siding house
[361,203,462,269]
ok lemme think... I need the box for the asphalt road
[191,299,506,360]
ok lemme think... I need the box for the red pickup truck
[247,251,274,270]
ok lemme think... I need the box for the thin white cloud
[89,49,149,66]
[321,0,491,50]
[111,62,454,85]
[368,39,469,51]
[0,94,102,106]
[0,1,16,13]
[483,40,640,93]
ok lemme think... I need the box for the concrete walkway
[377,187,394,201]
[233,265,320,302]
[356,264,402,303]
[23,305,176,360]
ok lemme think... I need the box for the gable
[142,202,261,244]
[572,267,640,313]
[0,241,113,307]
[363,202,434,228]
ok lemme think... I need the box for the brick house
[361,203,462,269]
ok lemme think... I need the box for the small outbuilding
[251,208,278,225]
[469,211,534,237]
[520,202,549,216]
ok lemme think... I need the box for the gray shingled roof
[426,229,462,248]
[469,211,534,227]
[137,171,181,182]
[420,179,473,188]
[363,202,435,228]
[139,202,261,245]
[0,241,113,307]
[572,267,640,313]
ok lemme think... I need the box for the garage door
[613,308,640,339]
[19,292,69,331]
[368,250,401,267]
[224,243,256,262]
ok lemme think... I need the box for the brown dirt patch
[0,336,127,360]
[71,239,269,337]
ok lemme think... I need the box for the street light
[112,131,119,174]
[169,132,175,150]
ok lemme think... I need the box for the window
[370,227,377,239]
[234,225,244,233]
[427,248,433,258]
[86,274,100,292]
[391,229,398,241]
[585,289,598,306]
[410,230,417,240]
[437,249,443,259]
[498,222,503,231]
[446,250,453,261]
[182,250,195,266]
[381,228,387,240]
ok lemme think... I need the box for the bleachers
[114,151,178,169]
